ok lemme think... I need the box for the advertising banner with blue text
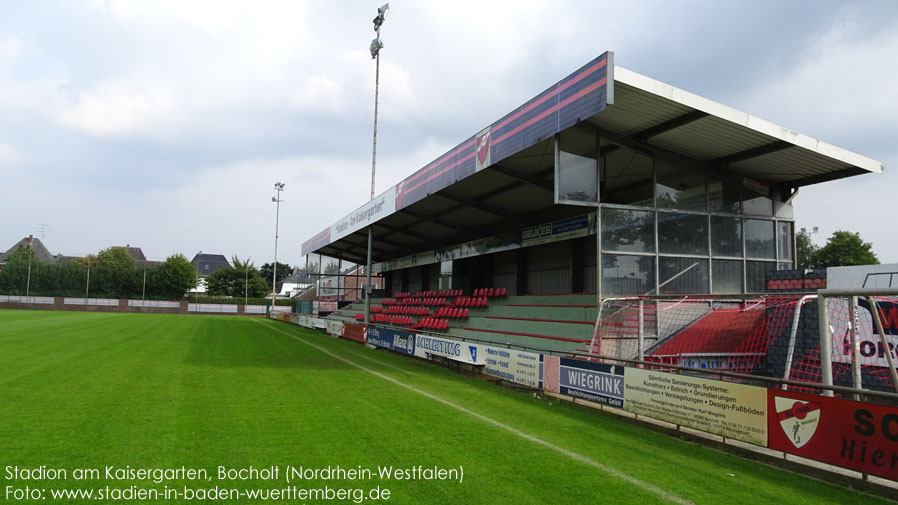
[366,326,417,356]
[558,358,624,408]
[415,334,483,365]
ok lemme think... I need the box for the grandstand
[300,51,882,358]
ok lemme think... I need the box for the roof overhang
[302,52,883,265]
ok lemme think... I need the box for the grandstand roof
[302,51,883,264]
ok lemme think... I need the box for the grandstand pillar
[364,227,373,325]
[516,248,527,295]
[571,238,585,293]
[638,299,645,362]
[595,206,602,306]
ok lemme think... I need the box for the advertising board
[557,358,624,408]
[831,298,898,368]
[482,347,543,388]
[521,213,594,248]
[341,322,367,343]
[768,390,898,480]
[326,319,343,337]
[366,326,416,356]
[624,369,768,446]
[415,334,483,365]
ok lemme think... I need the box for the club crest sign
[774,396,821,449]
[475,127,491,171]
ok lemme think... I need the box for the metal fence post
[638,299,645,363]
[782,295,815,389]
[848,296,863,400]
[868,296,898,394]
[817,294,834,397]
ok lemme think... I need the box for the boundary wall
[273,312,898,493]
[0,296,289,316]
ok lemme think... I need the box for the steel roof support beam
[633,110,709,142]
[709,140,793,167]
[788,167,868,189]
[373,221,432,242]
[438,191,533,225]
[489,165,554,192]
[399,208,481,237]
[591,123,747,187]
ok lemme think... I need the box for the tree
[206,256,268,298]
[159,254,196,299]
[260,262,292,284]
[796,229,818,270]
[71,254,98,268]
[812,230,879,268]
[95,246,137,297]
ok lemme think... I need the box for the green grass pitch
[0,310,890,504]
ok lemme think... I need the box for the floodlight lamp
[272,197,277,202]
[370,37,383,58]
[373,3,389,31]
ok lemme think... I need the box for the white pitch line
[340,348,418,376]
[258,320,695,505]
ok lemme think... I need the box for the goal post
[816,288,898,397]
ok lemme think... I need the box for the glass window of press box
[594,136,793,296]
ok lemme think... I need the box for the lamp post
[365,3,389,325]
[245,259,250,306]
[272,183,285,312]
[370,3,388,200]
[25,236,34,297]
[85,255,91,300]
[800,226,819,268]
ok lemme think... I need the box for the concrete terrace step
[503,294,598,306]
[463,315,593,341]
[459,328,585,353]
[484,304,597,322]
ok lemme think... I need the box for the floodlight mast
[272,182,285,312]
[366,3,389,326]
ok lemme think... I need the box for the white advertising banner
[415,334,484,365]
[483,346,543,388]
[330,186,397,241]
[831,298,898,368]
[327,319,343,337]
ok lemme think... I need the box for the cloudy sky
[1,0,896,267]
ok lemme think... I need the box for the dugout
[301,51,882,306]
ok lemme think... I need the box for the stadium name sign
[331,187,397,242]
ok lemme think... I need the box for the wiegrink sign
[558,358,624,408]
